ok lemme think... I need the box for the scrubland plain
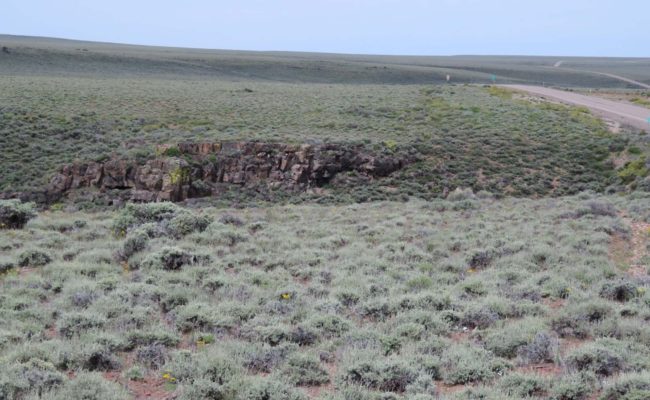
[1,36,650,400]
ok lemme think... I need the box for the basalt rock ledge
[40,141,413,203]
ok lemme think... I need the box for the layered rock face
[46,141,411,203]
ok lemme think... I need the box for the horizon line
[2,33,648,59]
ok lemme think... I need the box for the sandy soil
[502,84,650,131]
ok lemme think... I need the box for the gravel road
[503,84,650,131]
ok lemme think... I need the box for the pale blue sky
[2,0,648,56]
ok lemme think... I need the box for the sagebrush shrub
[17,250,52,267]
[235,378,306,400]
[112,202,211,238]
[499,372,548,397]
[57,312,107,338]
[51,372,129,400]
[440,344,510,385]
[0,199,37,229]
[283,354,330,385]
[341,360,417,393]
[566,343,625,377]
[599,280,639,302]
[600,371,650,400]
[136,344,167,369]
[0,359,65,400]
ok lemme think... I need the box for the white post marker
[446,74,450,82]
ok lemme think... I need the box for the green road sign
[490,74,496,83]
[647,116,650,125]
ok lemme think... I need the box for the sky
[2,0,648,56]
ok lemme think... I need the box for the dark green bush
[17,250,52,267]
[600,280,639,302]
[161,146,182,157]
[551,301,613,338]
[0,199,36,229]
[142,247,208,270]
[566,343,625,377]
[125,329,180,350]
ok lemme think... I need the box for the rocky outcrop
[45,141,412,203]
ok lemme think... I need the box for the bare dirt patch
[104,371,176,400]
[516,362,562,377]
[610,213,649,276]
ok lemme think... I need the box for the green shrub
[618,159,648,184]
[517,332,558,364]
[283,354,330,385]
[167,212,212,238]
[500,372,548,397]
[17,250,52,267]
[447,187,476,201]
[136,344,167,369]
[566,343,625,377]
[175,302,232,332]
[112,202,179,236]
[244,343,296,373]
[236,378,307,400]
[125,328,180,349]
[0,199,37,229]
[483,319,552,359]
[51,372,129,400]
[440,344,510,385]
[112,202,210,238]
[550,373,596,400]
[0,259,15,273]
[119,225,153,259]
[551,301,613,338]
[141,247,208,270]
[600,372,650,400]
[161,146,182,157]
[178,378,229,400]
[57,312,107,338]
[341,360,418,393]
[600,280,639,302]
[0,359,65,400]
[306,314,351,338]
[80,345,121,372]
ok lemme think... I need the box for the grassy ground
[1,192,650,399]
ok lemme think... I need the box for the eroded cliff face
[45,141,412,203]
